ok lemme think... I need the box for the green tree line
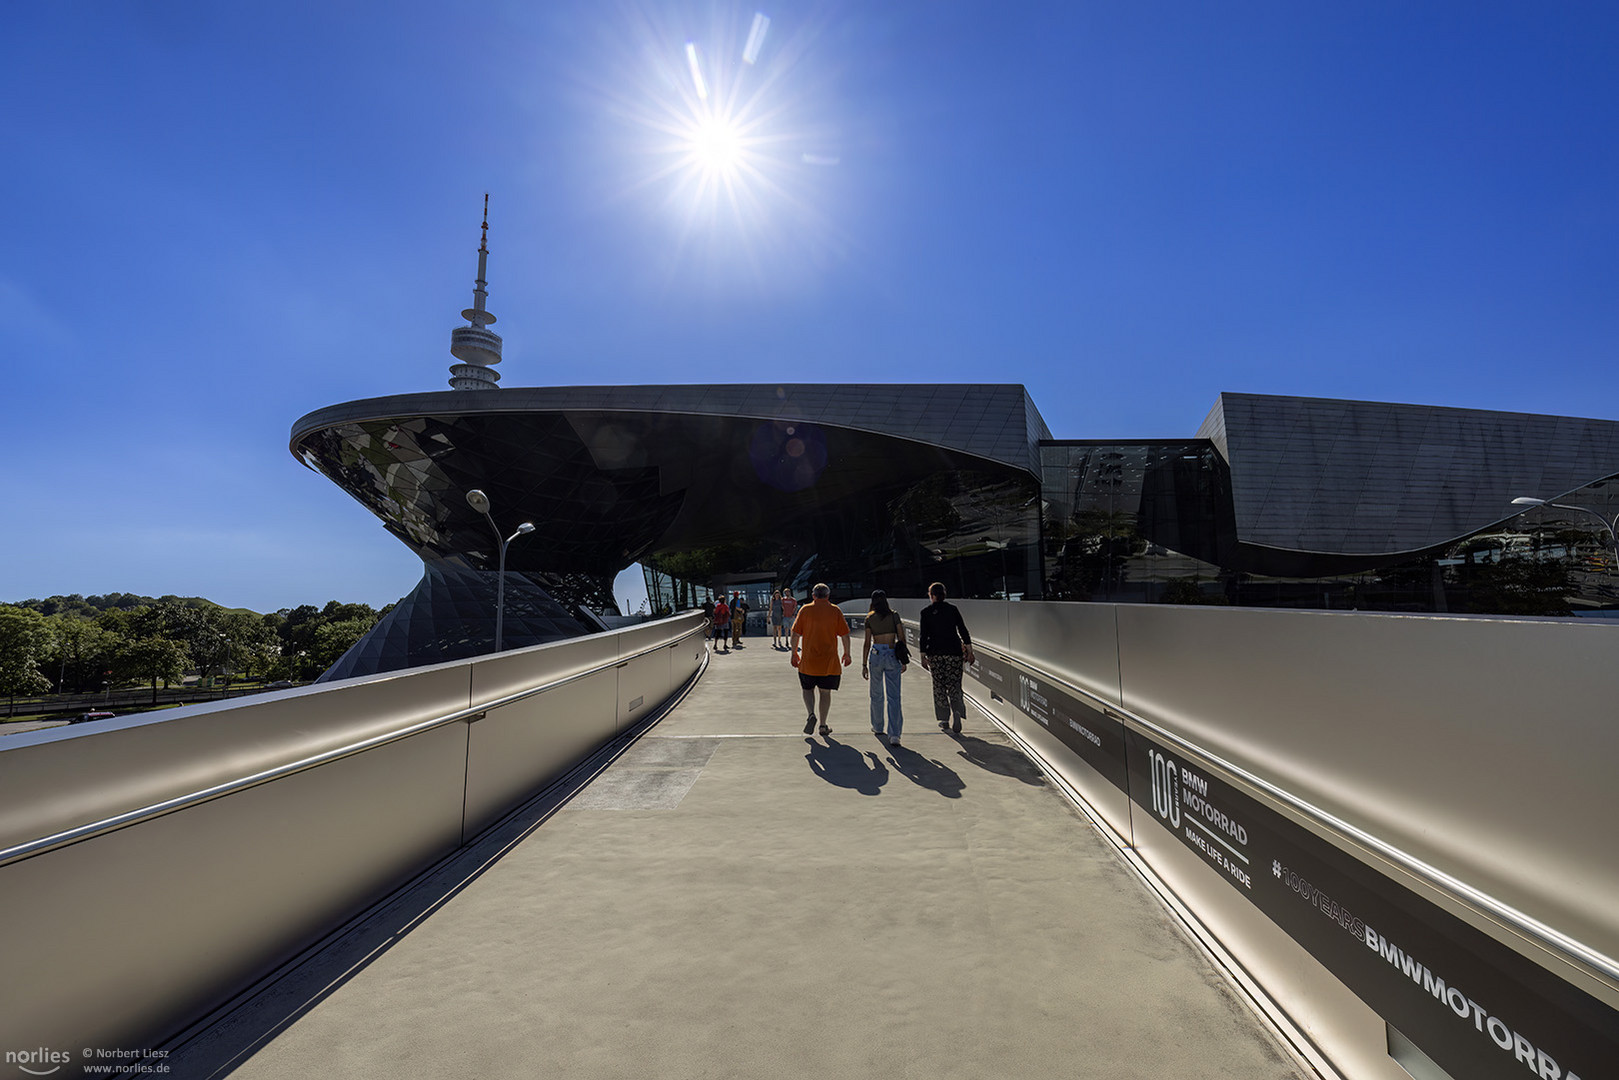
[0,595,391,709]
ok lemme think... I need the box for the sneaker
[888,734,901,746]
[951,718,962,734]
[804,716,816,734]
[938,719,950,730]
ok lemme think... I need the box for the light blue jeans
[868,644,903,738]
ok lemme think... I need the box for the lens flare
[684,42,709,100]
[743,12,770,65]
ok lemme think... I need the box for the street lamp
[466,489,535,653]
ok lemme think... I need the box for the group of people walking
[782,581,973,747]
[704,587,807,652]
[702,590,757,653]
[702,582,975,745]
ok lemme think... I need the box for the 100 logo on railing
[1148,749,1181,827]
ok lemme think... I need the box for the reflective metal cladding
[291,384,1050,677]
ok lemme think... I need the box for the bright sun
[688,114,743,175]
[598,9,841,251]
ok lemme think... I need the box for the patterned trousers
[927,654,966,723]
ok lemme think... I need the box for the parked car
[69,711,116,724]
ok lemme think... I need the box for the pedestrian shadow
[805,736,889,796]
[885,743,966,798]
[951,733,1046,786]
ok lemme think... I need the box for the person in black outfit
[918,581,975,733]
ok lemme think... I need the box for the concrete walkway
[173,632,1312,1079]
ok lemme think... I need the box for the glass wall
[642,565,715,616]
[637,467,1043,606]
[1299,481,1619,616]
[1038,441,1619,616]
[1039,442,1233,603]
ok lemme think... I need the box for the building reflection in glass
[1039,442,1233,603]
[1036,441,1619,617]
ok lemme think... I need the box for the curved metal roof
[292,384,1052,476]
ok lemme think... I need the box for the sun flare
[687,113,744,175]
[588,7,846,268]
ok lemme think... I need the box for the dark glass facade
[1039,441,1234,603]
[1035,441,1619,615]
[292,385,1050,676]
[636,448,1042,605]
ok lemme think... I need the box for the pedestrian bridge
[2,604,1615,1080]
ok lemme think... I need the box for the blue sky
[3,1,1617,613]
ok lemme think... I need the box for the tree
[275,604,324,672]
[320,600,378,624]
[1159,577,1205,605]
[1464,555,1573,617]
[179,607,234,681]
[274,603,380,679]
[44,615,120,692]
[0,605,53,716]
[218,610,281,682]
[115,636,190,707]
[309,617,376,673]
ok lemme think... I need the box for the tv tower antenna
[448,194,503,390]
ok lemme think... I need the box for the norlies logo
[1361,926,1585,1080]
[6,1048,70,1076]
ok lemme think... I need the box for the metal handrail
[971,639,1619,988]
[0,623,708,870]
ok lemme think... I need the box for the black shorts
[798,672,842,691]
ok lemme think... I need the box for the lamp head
[466,489,491,515]
[517,522,535,534]
[1511,497,1547,508]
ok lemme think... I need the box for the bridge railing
[895,598,1619,1080]
[0,612,708,1064]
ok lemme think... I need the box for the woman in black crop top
[862,590,908,745]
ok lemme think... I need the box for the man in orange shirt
[789,583,852,736]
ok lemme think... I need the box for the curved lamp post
[466,489,535,653]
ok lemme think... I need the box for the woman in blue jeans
[861,590,909,746]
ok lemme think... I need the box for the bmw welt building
[291,383,1619,679]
